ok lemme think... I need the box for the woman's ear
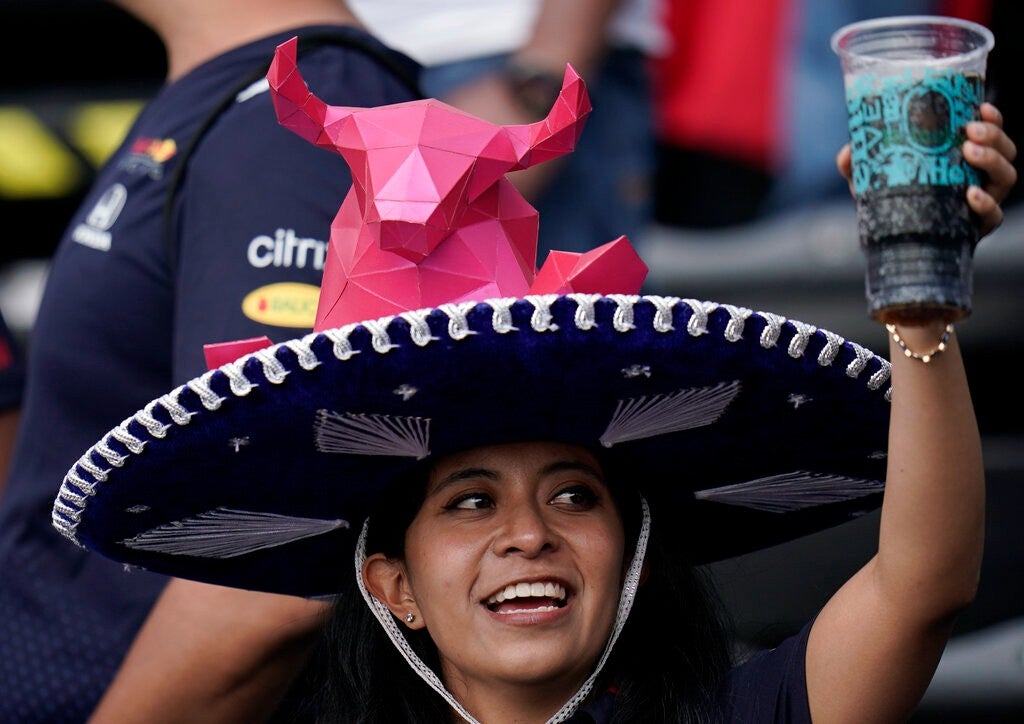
[363,552,425,629]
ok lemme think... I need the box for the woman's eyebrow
[431,466,499,493]
[430,459,605,494]
[540,460,605,482]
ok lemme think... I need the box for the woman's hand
[836,102,1017,237]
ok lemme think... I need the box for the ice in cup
[831,15,994,325]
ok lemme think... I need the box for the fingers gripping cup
[831,16,994,325]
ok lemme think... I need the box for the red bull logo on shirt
[119,136,178,180]
[130,137,178,163]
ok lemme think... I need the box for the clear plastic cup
[831,15,994,325]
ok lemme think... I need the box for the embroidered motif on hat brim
[600,380,741,447]
[693,471,885,513]
[120,507,349,558]
[314,410,430,458]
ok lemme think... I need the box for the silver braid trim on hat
[719,304,753,342]
[817,330,845,366]
[525,294,560,332]
[362,318,398,354]
[489,297,519,333]
[679,299,712,335]
[845,342,875,378]
[220,361,258,396]
[354,496,652,724]
[439,301,479,339]
[135,400,172,438]
[605,294,639,332]
[787,321,818,358]
[400,309,439,346]
[187,372,228,411]
[286,335,322,370]
[52,296,893,543]
[568,293,601,330]
[322,324,361,360]
[758,312,785,349]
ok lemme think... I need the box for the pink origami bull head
[264,36,646,330]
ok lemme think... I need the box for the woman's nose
[493,502,559,557]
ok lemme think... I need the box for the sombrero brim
[53,295,892,597]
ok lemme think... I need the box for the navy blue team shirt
[0,26,420,722]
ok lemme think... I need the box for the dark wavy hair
[276,456,733,723]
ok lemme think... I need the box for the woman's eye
[446,492,494,510]
[551,485,599,508]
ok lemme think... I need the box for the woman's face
[395,441,626,707]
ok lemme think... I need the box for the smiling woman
[368,443,627,719]
[291,441,732,722]
[48,33,1017,724]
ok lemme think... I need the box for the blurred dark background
[0,0,1020,720]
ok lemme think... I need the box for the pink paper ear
[529,236,648,295]
[203,337,275,370]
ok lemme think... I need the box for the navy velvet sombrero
[51,41,892,598]
[52,294,891,598]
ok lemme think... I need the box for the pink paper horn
[505,65,593,171]
[267,36,355,150]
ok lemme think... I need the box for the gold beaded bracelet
[884,323,954,364]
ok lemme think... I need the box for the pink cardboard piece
[529,236,648,296]
[203,337,274,371]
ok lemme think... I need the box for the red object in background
[652,0,792,173]
[939,0,993,24]
[651,1,994,176]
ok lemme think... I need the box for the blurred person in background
[0,1,422,721]
[349,0,670,260]
[651,0,1012,229]
[0,309,24,491]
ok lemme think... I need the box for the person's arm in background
[90,581,327,724]
[0,408,20,495]
[805,103,1017,722]
[440,0,623,201]
[0,309,24,498]
[90,7,421,721]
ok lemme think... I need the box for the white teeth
[486,581,566,605]
[499,605,559,615]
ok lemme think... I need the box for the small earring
[405,613,416,623]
